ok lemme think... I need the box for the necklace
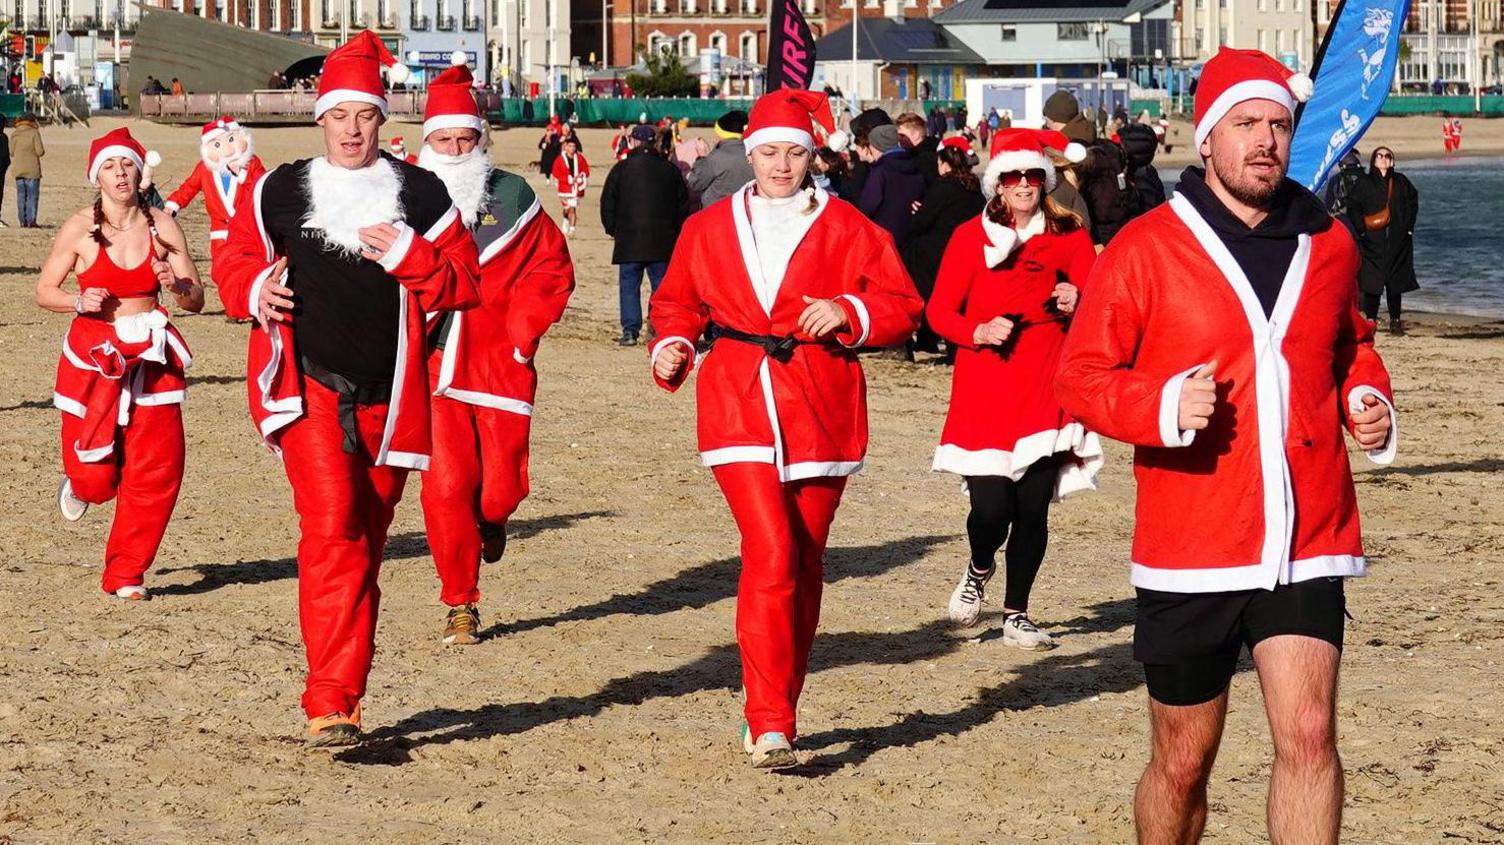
[102,212,143,232]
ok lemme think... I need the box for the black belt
[709,325,826,364]
[301,355,393,456]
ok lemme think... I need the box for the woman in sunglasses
[926,129,1103,648]
[1347,146,1419,334]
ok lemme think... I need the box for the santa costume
[648,90,923,766]
[928,128,1103,644]
[162,116,266,267]
[54,128,193,599]
[389,137,418,164]
[550,145,589,207]
[213,30,479,743]
[1055,48,1397,705]
[414,59,575,634]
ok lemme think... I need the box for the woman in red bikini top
[33,127,204,602]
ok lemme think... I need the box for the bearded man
[415,58,575,645]
[164,116,266,269]
[1057,48,1397,843]
[213,31,480,747]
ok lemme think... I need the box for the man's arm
[1333,273,1397,463]
[685,150,717,193]
[498,211,575,362]
[600,167,620,235]
[213,171,282,323]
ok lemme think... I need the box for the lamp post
[850,5,858,106]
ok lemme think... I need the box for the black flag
[766,0,816,90]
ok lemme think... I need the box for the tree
[625,46,699,98]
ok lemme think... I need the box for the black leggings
[1361,290,1402,322]
[965,455,1059,612]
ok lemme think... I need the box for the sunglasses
[1375,152,1393,159]
[998,169,1047,188]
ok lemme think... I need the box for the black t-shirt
[259,153,454,388]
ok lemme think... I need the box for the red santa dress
[928,212,1103,496]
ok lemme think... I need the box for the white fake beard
[303,156,404,256]
[225,134,255,174]
[417,145,492,228]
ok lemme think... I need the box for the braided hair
[90,188,177,255]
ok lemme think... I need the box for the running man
[1056,48,1397,843]
[550,134,588,236]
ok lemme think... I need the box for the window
[1257,0,1266,9]
[679,0,695,11]
[1274,0,1283,10]
[1000,24,1015,40]
[740,0,756,12]
[678,32,695,55]
[292,0,302,29]
[709,31,727,53]
[739,30,757,60]
[1275,28,1284,52]
[519,0,527,27]
[1217,25,1226,46]
[1257,28,1267,51]
[1194,26,1204,52]
[1057,22,1089,40]
[648,31,673,54]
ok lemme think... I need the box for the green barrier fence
[0,94,24,120]
[1379,95,1504,115]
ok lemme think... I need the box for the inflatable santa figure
[163,116,266,264]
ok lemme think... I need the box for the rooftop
[815,16,985,64]
[934,0,1168,25]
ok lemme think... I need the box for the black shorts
[1134,578,1347,706]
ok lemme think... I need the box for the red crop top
[77,239,161,299]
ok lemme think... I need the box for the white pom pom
[1064,142,1086,164]
[1287,72,1314,103]
[827,130,849,152]
[386,62,411,85]
[144,150,162,168]
[450,50,468,66]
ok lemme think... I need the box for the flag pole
[1293,0,1348,128]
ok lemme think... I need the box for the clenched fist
[1350,393,1392,451]
[654,341,690,382]
[1178,361,1218,433]
[973,316,1015,347]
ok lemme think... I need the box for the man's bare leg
[1252,634,1343,845]
[1136,691,1230,845]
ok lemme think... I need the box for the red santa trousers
[279,379,409,719]
[61,402,184,593]
[420,384,532,607]
[712,462,847,739]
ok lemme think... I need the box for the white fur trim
[303,156,404,256]
[436,388,534,416]
[1346,386,1397,465]
[376,220,415,271]
[135,389,185,406]
[386,63,411,85]
[835,295,870,347]
[209,230,229,240]
[1194,79,1295,147]
[314,89,388,120]
[423,205,460,241]
[144,150,162,168]
[983,149,1055,198]
[512,348,531,365]
[53,393,87,418]
[1131,555,1365,593]
[1063,142,1086,164]
[784,460,864,480]
[88,145,145,185]
[743,126,815,152]
[1287,72,1314,103]
[1158,364,1205,448]
[374,286,411,467]
[422,113,487,140]
[450,50,468,66]
[700,445,777,466]
[164,200,181,214]
[933,423,1104,501]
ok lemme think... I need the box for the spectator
[1347,146,1420,334]
[10,112,43,227]
[920,78,932,100]
[812,145,850,197]
[537,114,563,181]
[901,139,985,356]
[0,116,9,227]
[600,124,689,346]
[1117,122,1166,212]
[170,77,184,95]
[895,111,939,186]
[926,106,946,138]
[686,109,754,209]
[1323,148,1365,234]
[1044,89,1148,246]
[856,124,925,245]
[844,107,892,202]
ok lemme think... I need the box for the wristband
[73,294,83,314]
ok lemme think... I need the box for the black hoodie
[1176,167,1333,317]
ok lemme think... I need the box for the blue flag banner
[1288,0,1411,193]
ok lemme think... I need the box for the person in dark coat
[1346,146,1419,333]
[901,140,985,355]
[897,111,940,186]
[1322,149,1366,235]
[600,125,690,346]
[0,116,10,227]
[844,107,892,204]
[857,124,926,245]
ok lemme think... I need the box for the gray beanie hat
[867,124,901,153]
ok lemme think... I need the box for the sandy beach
[0,115,1501,844]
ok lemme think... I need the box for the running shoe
[58,477,88,522]
[443,604,482,645]
[112,585,150,601]
[617,332,639,347]
[741,723,798,770]
[306,705,362,748]
[947,566,993,627]
[480,521,506,563]
[1000,612,1055,650]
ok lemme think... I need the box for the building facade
[1175,0,1313,70]
[604,0,823,68]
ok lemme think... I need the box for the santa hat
[982,128,1083,198]
[1193,48,1313,147]
[201,115,241,145]
[940,136,972,154]
[314,30,411,120]
[743,89,835,152]
[87,127,160,185]
[422,55,485,139]
[389,137,407,151]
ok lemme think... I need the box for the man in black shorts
[1057,48,1398,843]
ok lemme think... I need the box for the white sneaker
[113,585,150,601]
[741,723,797,769]
[947,567,992,627]
[1000,612,1055,650]
[58,478,88,522]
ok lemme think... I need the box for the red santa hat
[743,89,835,152]
[87,127,160,184]
[982,128,1083,197]
[389,137,407,151]
[201,115,242,144]
[1193,48,1313,147]
[314,30,411,120]
[422,54,485,140]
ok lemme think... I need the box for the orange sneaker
[306,703,362,748]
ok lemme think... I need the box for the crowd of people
[35,32,1406,842]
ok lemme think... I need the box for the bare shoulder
[54,208,94,246]
[147,205,184,235]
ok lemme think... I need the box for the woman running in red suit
[649,90,923,769]
[928,129,1103,648]
[36,127,204,600]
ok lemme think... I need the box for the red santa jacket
[163,156,267,246]
[550,152,589,197]
[928,215,1102,498]
[53,309,191,463]
[214,158,479,469]
[1056,193,1398,593]
[431,170,575,412]
[649,186,923,481]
